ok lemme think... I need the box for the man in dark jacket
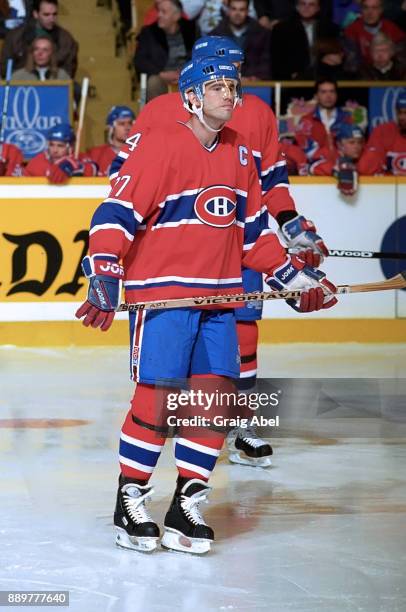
[134,0,197,101]
[271,0,339,80]
[210,0,271,80]
[0,0,78,77]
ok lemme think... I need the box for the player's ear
[187,90,201,108]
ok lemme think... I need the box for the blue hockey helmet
[336,124,364,141]
[192,36,245,64]
[106,105,135,126]
[179,56,240,107]
[47,123,75,143]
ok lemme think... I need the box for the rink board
[0,177,405,344]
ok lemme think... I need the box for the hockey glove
[75,255,124,331]
[266,256,337,313]
[279,214,328,268]
[336,157,358,196]
[48,163,70,184]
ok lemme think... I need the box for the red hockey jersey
[357,122,406,176]
[85,144,116,176]
[24,152,98,178]
[110,92,296,218]
[0,143,24,176]
[91,122,287,304]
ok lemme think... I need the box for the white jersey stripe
[90,223,134,241]
[119,455,155,473]
[120,432,163,452]
[124,275,242,286]
[174,459,211,479]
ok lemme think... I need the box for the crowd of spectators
[0,0,404,190]
[133,0,406,93]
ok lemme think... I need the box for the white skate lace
[239,426,265,448]
[123,487,155,525]
[180,490,209,526]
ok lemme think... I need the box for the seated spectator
[358,92,406,175]
[0,0,31,39]
[310,124,365,196]
[359,31,406,79]
[0,140,24,175]
[210,0,271,80]
[343,0,405,69]
[253,0,295,30]
[1,0,78,77]
[85,106,135,176]
[333,1,361,28]
[271,0,340,80]
[295,79,352,161]
[24,123,98,183]
[198,0,257,36]
[143,0,193,25]
[134,0,197,102]
[11,34,70,80]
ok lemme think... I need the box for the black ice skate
[161,479,214,554]
[227,425,273,468]
[114,475,160,553]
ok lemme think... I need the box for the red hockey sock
[119,383,168,481]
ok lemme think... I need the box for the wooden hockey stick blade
[287,248,406,260]
[117,271,406,312]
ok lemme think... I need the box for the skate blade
[228,452,272,468]
[115,527,158,553]
[161,529,211,555]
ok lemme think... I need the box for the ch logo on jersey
[194,185,237,228]
[392,153,406,175]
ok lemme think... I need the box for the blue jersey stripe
[91,201,138,236]
[174,443,218,472]
[261,164,289,192]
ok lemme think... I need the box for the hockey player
[310,124,366,196]
[110,36,329,468]
[357,93,406,176]
[0,142,24,176]
[75,56,337,554]
[295,79,351,162]
[24,123,99,183]
[85,106,135,176]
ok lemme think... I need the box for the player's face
[361,0,383,26]
[228,1,249,27]
[48,140,69,161]
[113,118,134,143]
[203,79,237,125]
[157,1,179,30]
[35,2,58,30]
[32,39,53,67]
[396,108,406,133]
[296,0,320,20]
[340,137,364,160]
[316,83,337,109]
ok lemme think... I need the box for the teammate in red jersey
[0,142,24,176]
[24,123,99,183]
[75,56,337,555]
[85,106,135,176]
[110,36,329,468]
[357,93,406,177]
[310,125,366,196]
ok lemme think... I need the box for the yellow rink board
[1,319,405,346]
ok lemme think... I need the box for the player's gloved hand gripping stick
[75,255,124,331]
[279,215,328,268]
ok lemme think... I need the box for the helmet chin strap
[191,102,223,133]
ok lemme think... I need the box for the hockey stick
[118,270,406,312]
[74,77,89,158]
[0,59,13,158]
[288,248,406,260]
